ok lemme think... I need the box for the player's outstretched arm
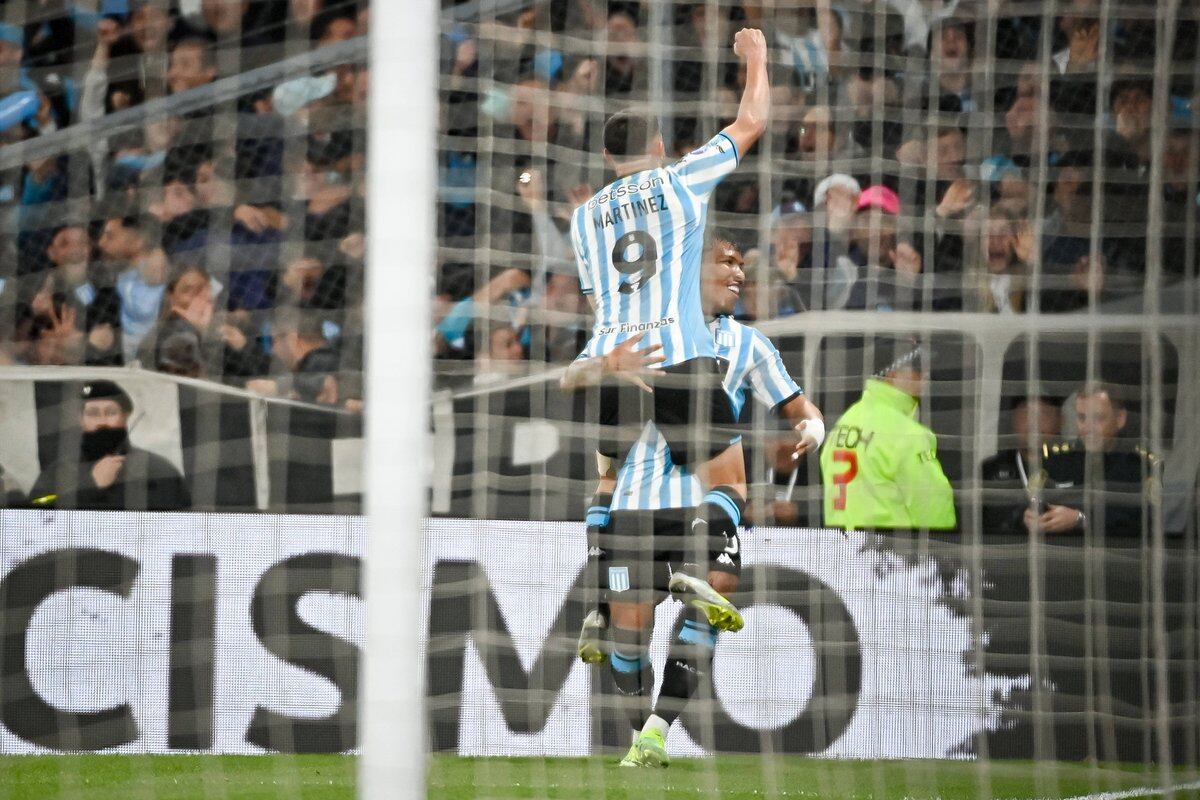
[722,28,770,159]
[559,332,665,393]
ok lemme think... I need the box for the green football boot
[668,571,744,632]
[630,728,669,768]
[577,609,607,664]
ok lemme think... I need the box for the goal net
[0,0,1198,799]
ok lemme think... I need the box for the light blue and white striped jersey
[610,316,802,512]
[570,132,740,368]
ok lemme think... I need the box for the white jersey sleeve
[666,132,740,201]
[570,205,594,295]
[746,328,803,409]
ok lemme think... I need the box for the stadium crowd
[432,0,1199,372]
[0,0,367,409]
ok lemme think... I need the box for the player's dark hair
[603,111,660,159]
[705,226,742,255]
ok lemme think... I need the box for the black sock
[692,486,744,565]
[586,492,613,627]
[609,625,652,733]
[655,606,717,726]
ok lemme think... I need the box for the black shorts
[594,357,739,466]
[587,508,741,604]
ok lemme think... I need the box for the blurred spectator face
[702,238,746,316]
[825,185,859,233]
[1112,85,1152,145]
[489,327,524,361]
[282,256,324,304]
[606,12,639,75]
[855,210,897,268]
[985,216,1016,273]
[168,268,212,310]
[938,25,970,71]
[152,180,197,221]
[82,398,128,434]
[1163,131,1196,193]
[1005,65,1043,152]
[798,106,835,160]
[1062,7,1100,68]
[167,42,217,94]
[510,80,552,141]
[543,273,581,315]
[319,16,357,44]
[132,4,170,52]
[771,216,810,279]
[848,72,899,110]
[195,160,235,207]
[48,226,90,267]
[1053,166,1090,223]
[99,220,142,261]
[936,129,966,179]
[291,0,319,25]
[1075,390,1126,453]
[0,40,21,69]
[202,0,248,35]
[1013,398,1062,448]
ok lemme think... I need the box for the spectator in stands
[167,36,217,96]
[131,1,172,99]
[1108,73,1154,168]
[1054,0,1102,74]
[12,276,84,366]
[966,205,1029,313]
[44,224,122,365]
[805,174,863,309]
[27,380,190,511]
[1031,382,1157,538]
[139,264,269,382]
[602,10,644,98]
[1162,125,1200,278]
[250,310,352,408]
[929,15,977,112]
[473,323,526,385]
[97,209,169,361]
[982,395,1064,536]
[302,132,359,246]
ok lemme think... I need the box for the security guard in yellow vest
[819,339,956,531]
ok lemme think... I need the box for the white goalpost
[361,0,437,797]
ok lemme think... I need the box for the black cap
[80,380,133,413]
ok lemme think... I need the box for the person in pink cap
[857,184,901,216]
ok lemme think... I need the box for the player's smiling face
[702,240,745,316]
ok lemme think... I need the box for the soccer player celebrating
[569,28,771,613]
[563,231,824,767]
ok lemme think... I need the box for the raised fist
[733,28,767,63]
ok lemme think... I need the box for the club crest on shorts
[608,566,630,593]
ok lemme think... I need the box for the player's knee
[707,571,738,595]
[609,601,654,631]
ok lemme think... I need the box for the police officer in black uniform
[1028,382,1157,538]
[981,395,1064,535]
[27,381,191,511]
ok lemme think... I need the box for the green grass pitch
[0,755,1196,800]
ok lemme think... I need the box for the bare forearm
[737,55,770,133]
[723,30,770,155]
[780,394,821,428]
